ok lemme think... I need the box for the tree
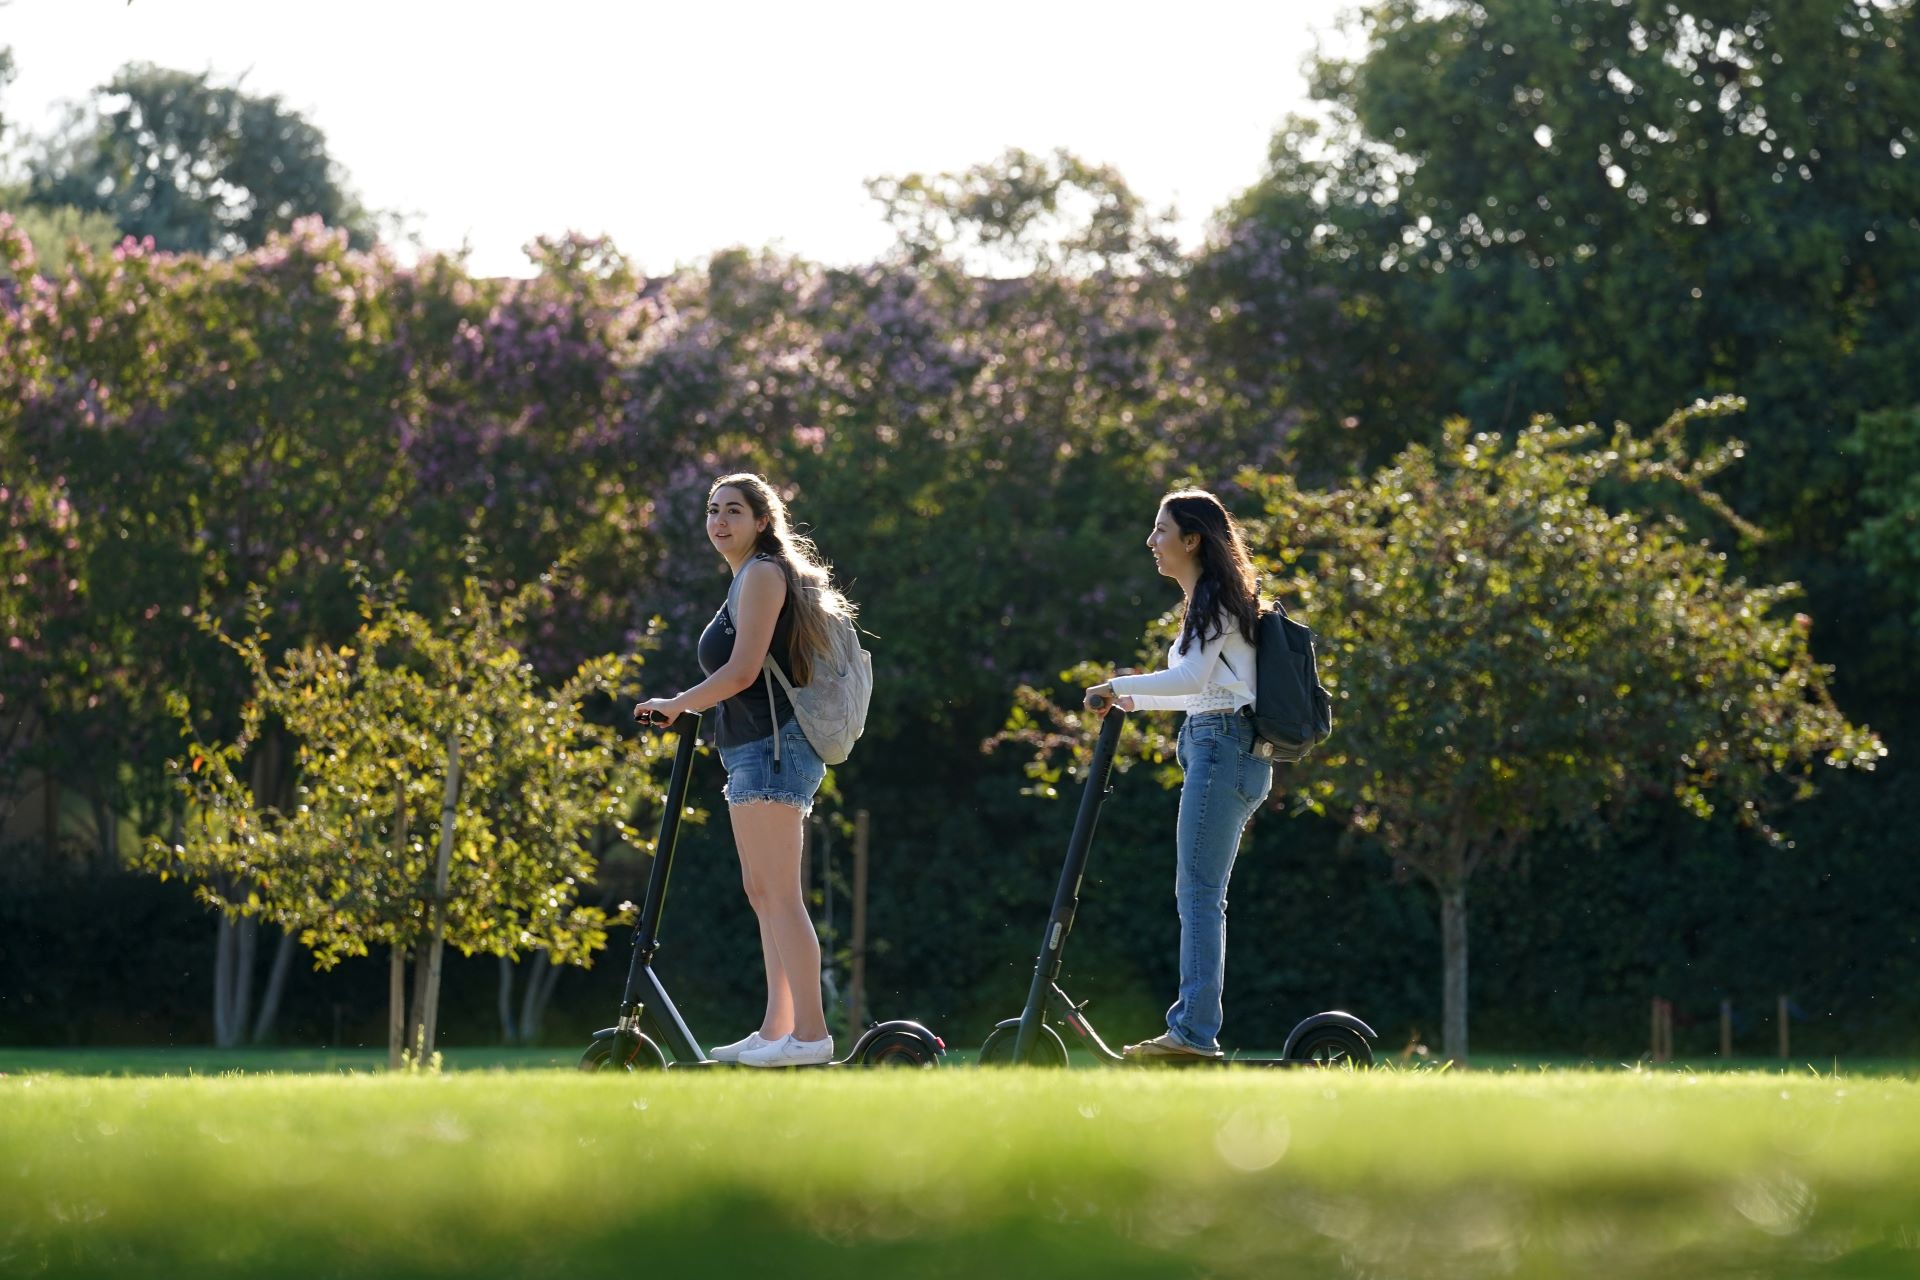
[1002,400,1881,1061]
[24,62,377,256]
[1269,401,1884,1059]
[140,570,667,1066]
[1212,0,1920,577]
[0,44,14,143]
[1196,108,1454,481]
[869,146,1181,277]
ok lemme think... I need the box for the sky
[2,0,1353,277]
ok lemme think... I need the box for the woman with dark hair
[633,473,855,1067]
[1084,488,1272,1059]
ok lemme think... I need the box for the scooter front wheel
[978,1020,1068,1067]
[579,1029,667,1072]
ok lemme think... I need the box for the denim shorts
[716,720,826,815]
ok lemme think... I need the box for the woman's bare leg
[730,800,827,1042]
[751,910,794,1040]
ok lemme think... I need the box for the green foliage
[1849,404,1920,623]
[0,215,665,863]
[22,62,377,255]
[869,146,1181,275]
[136,569,665,971]
[0,203,122,278]
[1215,1,1920,559]
[1258,400,1881,863]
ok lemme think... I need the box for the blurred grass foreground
[5,1068,1920,1278]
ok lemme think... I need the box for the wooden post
[818,816,834,951]
[849,809,869,1032]
[1650,997,1674,1064]
[1777,993,1790,1060]
[814,815,836,998]
[1719,998,1733,1059]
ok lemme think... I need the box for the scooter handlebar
[636,709,701,735]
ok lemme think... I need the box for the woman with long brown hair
[633,473,856,1067]
[1084,488,1272,1059]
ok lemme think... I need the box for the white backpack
[727,558,873,766]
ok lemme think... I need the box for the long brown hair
[709,472,854,685]
[1161,488,1261,654]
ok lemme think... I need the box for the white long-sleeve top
[1107,610,1257,713]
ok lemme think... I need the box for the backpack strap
[727,554,792,766]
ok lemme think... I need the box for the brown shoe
[1122,1032,1223,1060]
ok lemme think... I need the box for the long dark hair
[709,472,855,685]
[1162,488,1261,655]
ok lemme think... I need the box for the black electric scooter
[980,698,1375,1067]
[581,711,945,1070]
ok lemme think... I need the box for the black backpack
[1245,601,1333,763]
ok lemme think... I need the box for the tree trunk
[497,956,519,1045]
[231,917,257,1048]
[89,791,119,867]
[517,954,563,1046]
[212,916,235,1047]
[388,787,414,1066]
[416,734,463,1061]
[212,914,262,1049]
[1439,879,1470,1064]
[250,929,296,1044]
[406,941,431,1059]
[388,945,407,1070]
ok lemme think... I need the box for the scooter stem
[622,712,701,1003]
[1011,709,1126,1063]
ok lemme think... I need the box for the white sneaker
[737,1033,834,1068]
[709,1031,774,1063]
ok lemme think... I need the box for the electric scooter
[980,697,1375,1067]
[581,711,945,1070]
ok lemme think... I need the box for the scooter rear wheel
[978,1021,1069,1067]
[1285,1024,1371,1067]
[853,1026,943,1068]
[579,1032,667,1072]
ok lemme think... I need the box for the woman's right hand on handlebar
[1084,683,1134,717]
[633,695,684,728]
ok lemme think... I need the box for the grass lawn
[5,1065,1920,1278]
[0,1045,579,1076]
[7,1044,1919,1076]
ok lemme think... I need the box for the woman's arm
[1106,626,1228,707]
[635,561,786,720]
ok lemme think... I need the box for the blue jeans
[1167,711,1274,1051]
